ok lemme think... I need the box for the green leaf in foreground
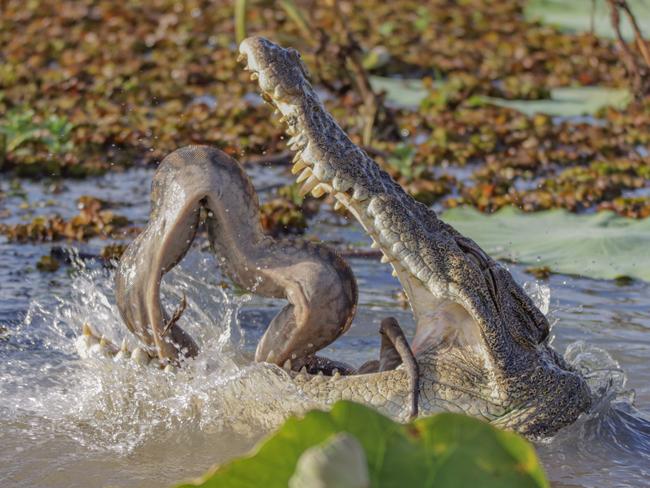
[442,206,650,281]
[175,401,548,488]
[525,0,650,41]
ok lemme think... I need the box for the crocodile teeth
[164,364,177,373]
[392,269,398,278]
[99,336,111,353]
[296,167,312,183]
[87,335,114,357]
[311,164,331,181]
[237,53,246,63]
[75,325,100,359]
[250,72,259,81]
[283,359,292,371]
[131,347,150,366]
[299,366,308,375]
[335,192,351,204]
[286,126,297,136]
[288,134,306,148]
[333,370,341,380]
[371,241,379,249]
[114,339,129,361]
[292,159,308,175]
[300,176,320,196]
[82,323,94,336]
[262,92,273,103]
[380,254,390,264]
[311,184,327,198]
[334,200,344,211]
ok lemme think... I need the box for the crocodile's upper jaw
[238,37,481,354]
[238,36,593,436]
[239,37,497,364]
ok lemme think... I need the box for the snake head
[239,36,311,102]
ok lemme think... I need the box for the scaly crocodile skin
[236,36,592,437]
[85,37,592,439]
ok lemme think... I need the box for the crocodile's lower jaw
[72,323,413,418]
[75,323,177,372]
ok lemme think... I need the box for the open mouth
[238,37,486,358]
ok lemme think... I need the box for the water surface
[1,169,649,487]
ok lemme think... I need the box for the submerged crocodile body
[79,37,592,438]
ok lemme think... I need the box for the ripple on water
[1,235,650,486]
[537,342,650,487]
[0,250,317,488]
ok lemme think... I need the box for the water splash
[523,280,551,316]
[2,250,650,488]
[519,279,650,485]
[538,338,650,486]
[0,248,313,457]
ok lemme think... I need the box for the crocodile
[77,36,592,438]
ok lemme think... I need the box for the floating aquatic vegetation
[442,205,650,280]
[525,265,553,279]
[259,198,308,237]
[0,195,131,242]
[0,0,648,217]
[598,196,650,218]
[482,86,632,116]
[525,0,650,41]
[36,254,61,272]
[0,108,76,174]
[257,184,319,236]
[449,157,649,214]
[100,243,128,261]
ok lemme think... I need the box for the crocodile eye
[288,48,310,79]
[455,237,501,313]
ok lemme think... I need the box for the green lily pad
[525,0,650,41]
[175,401,548,488]
[482,87,631,117]
[369,76,431,109]
[370,76,630,116]
[442,206,650,281]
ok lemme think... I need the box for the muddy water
[1,168,649,487]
